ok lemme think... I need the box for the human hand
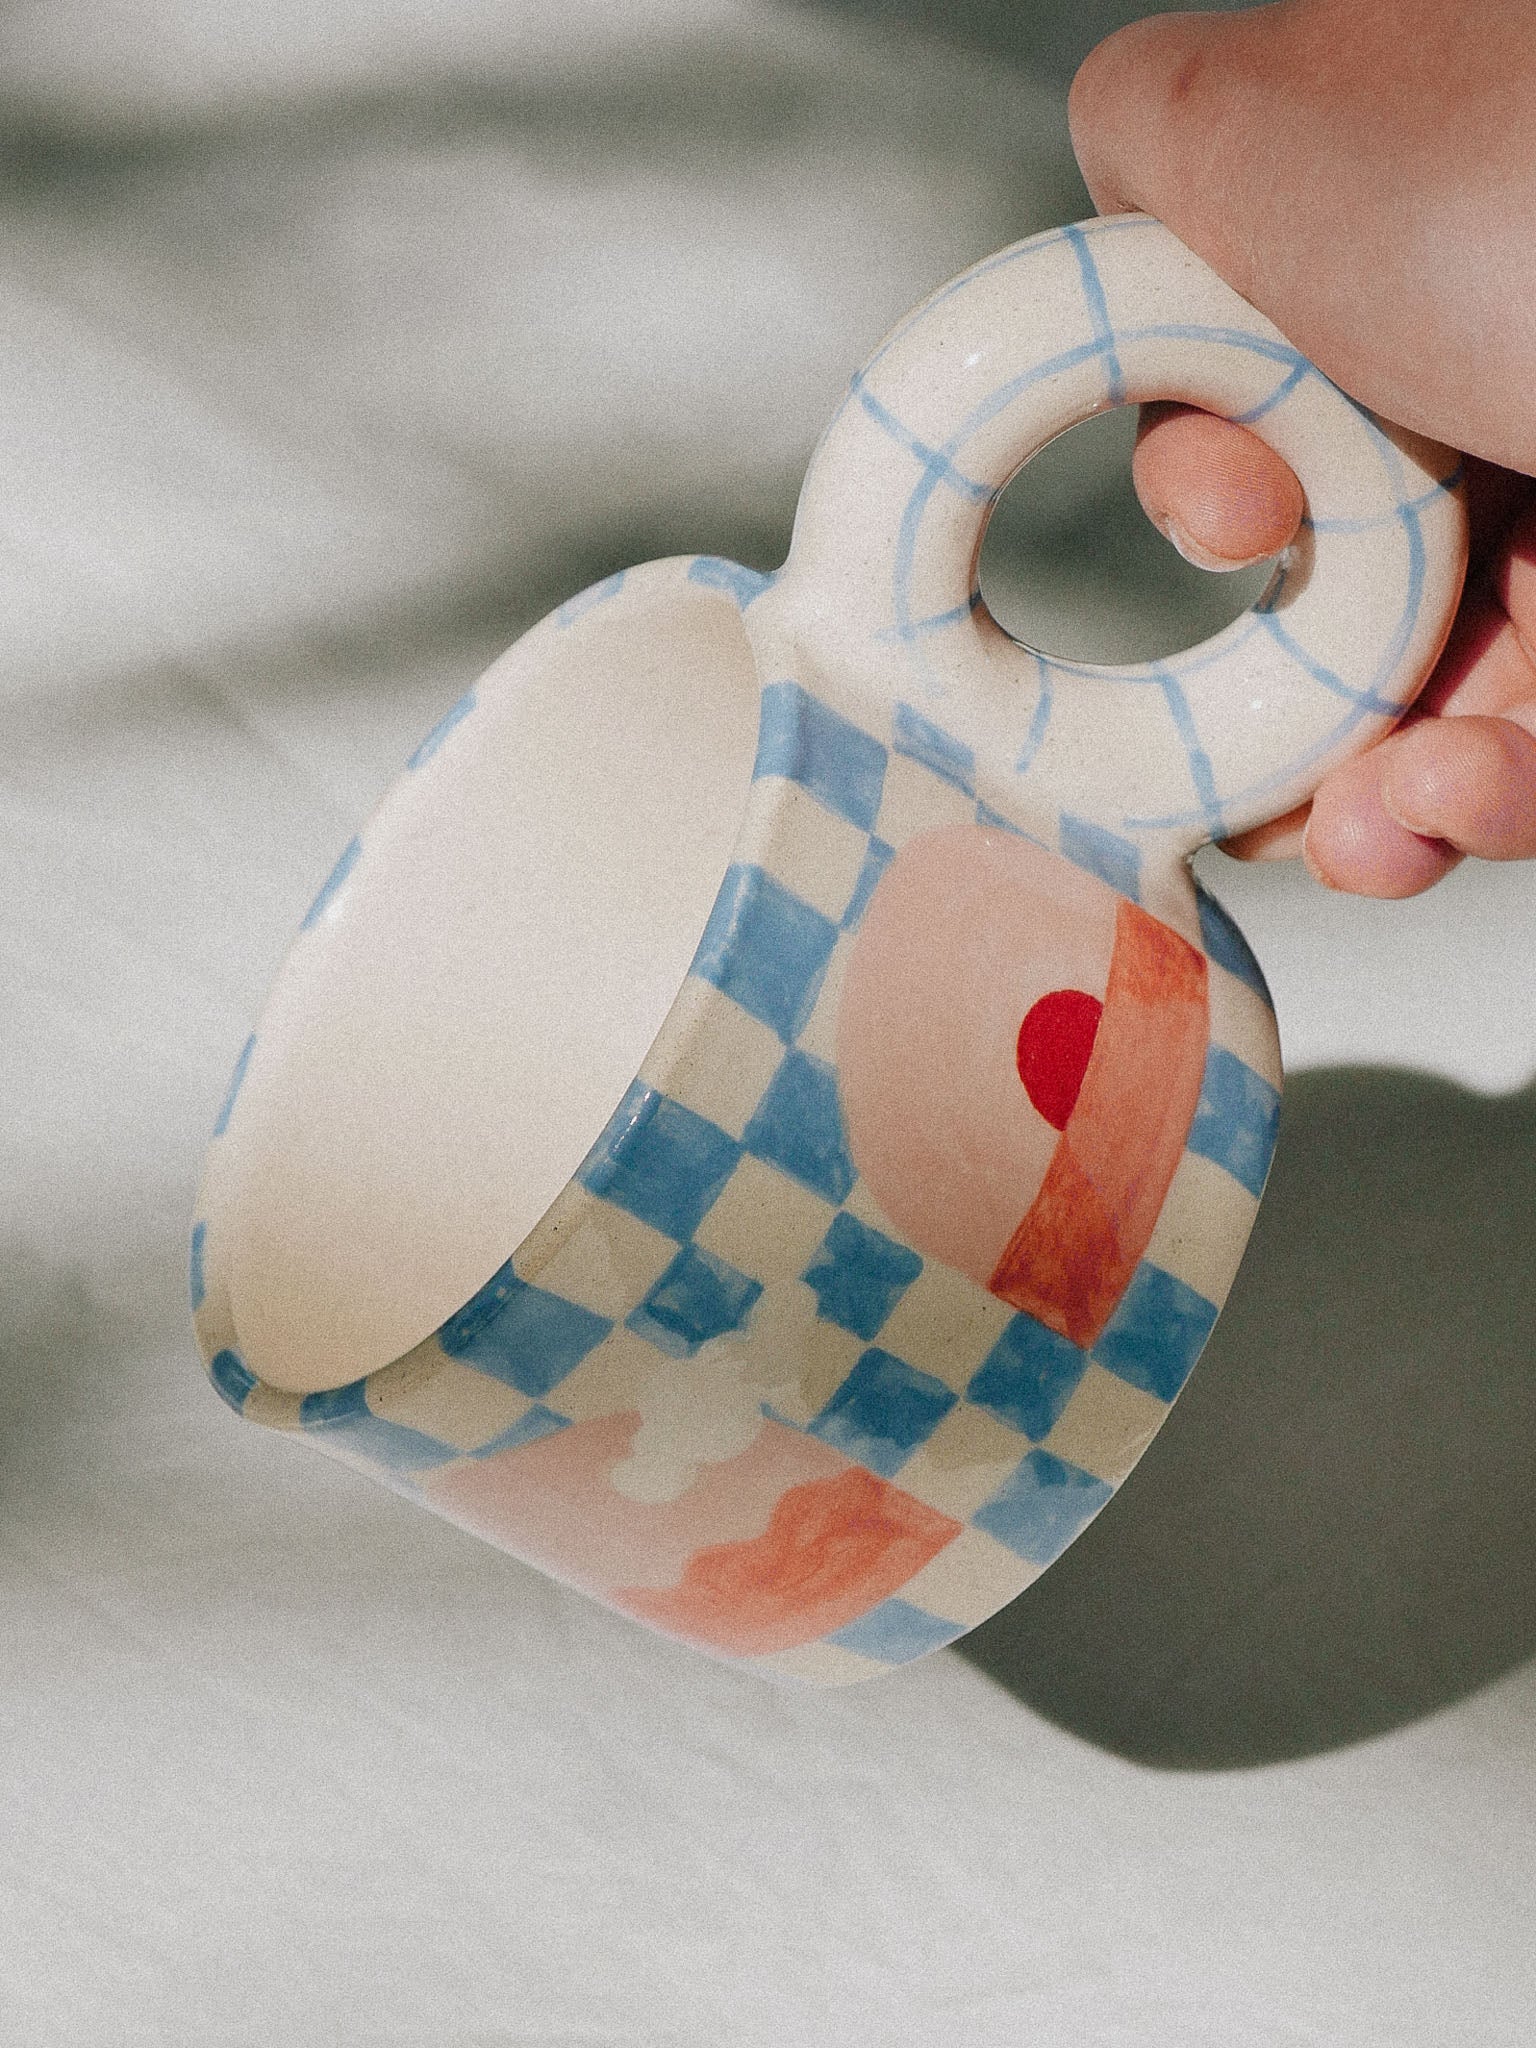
[1069,0,1536,896]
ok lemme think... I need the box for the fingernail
[1162,517,1263,574]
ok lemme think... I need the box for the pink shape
[425,1412,853,1598]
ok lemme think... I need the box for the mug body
[192,215,1464,1683]
[191,547,1280,1685]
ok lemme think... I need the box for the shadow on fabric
[955,1064,1536,1769]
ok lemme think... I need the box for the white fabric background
[3,4,1533,2041]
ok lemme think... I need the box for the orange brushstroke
[616,1466,961,1657]
[989,900,1207,1346]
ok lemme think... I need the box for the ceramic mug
[191,215,1466,1684]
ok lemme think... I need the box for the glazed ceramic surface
[191,216,1466,1683]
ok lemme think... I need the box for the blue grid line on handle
[1035,611,1269,687]
[846,222,1460,826]
[1252,586,1401,713]
[879,322,1318,720]
[875,589,984,645]
[1063,221,1126,404]
[1013,651,1054,775]
[850,373,993,504]
[925,315,1458,827]
[1150,662,1224,833]
[830,215,1162,430]
[881,334,1123,660]
[1230,358,1309,424]
[1122,470,1445,833]
[1304,463,1465,533]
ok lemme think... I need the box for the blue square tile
[209,1346,256,1412]
[628,1243,763,1357]
[438,1266,612,1398]
[755,679,888,832]
[1059,812,1141,901]
[808,1345,957,1478]
[1195,881,1273,1006]
[1188,1043,1281,1199]
[841,835,895,931]
[743,1049,856,1205]
[1093,1260,1218,1404]
[972,1448,1114,1565]
[471,1403,571,1458]
[802,1211,921,1341]
[967,1312,1090,1442]
[691,862,839,1042]
[299,1379,458,1473]
[578,1080,742,1241]
[828,1596,968,1663]
[893,702,975,794]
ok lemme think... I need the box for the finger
[1492,492,1536,655]
[1415,590,1536,724]
[1302,746,1461,898]
[1068,3,1536,474]
[1219,802,1311,864]
[1133,402,1305,568]
[1464,458,1533,579]
[1409,492,1536,724]
[1377,713,1536,861]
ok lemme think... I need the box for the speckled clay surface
[191,216,1467,1683]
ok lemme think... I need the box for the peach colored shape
[837,824,1118,1288]
[617,1465,962,1656]
[424,1410,853,1595]
[989,900,1208,1345]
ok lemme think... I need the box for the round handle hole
[977,407,1279,665]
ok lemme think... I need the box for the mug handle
[767,215,1467,859]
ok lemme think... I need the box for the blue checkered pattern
[193,580,1289,1659]
[439,1267,613,1399]
[198,211,1455,1675]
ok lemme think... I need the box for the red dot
[1016,987,1104,1131]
